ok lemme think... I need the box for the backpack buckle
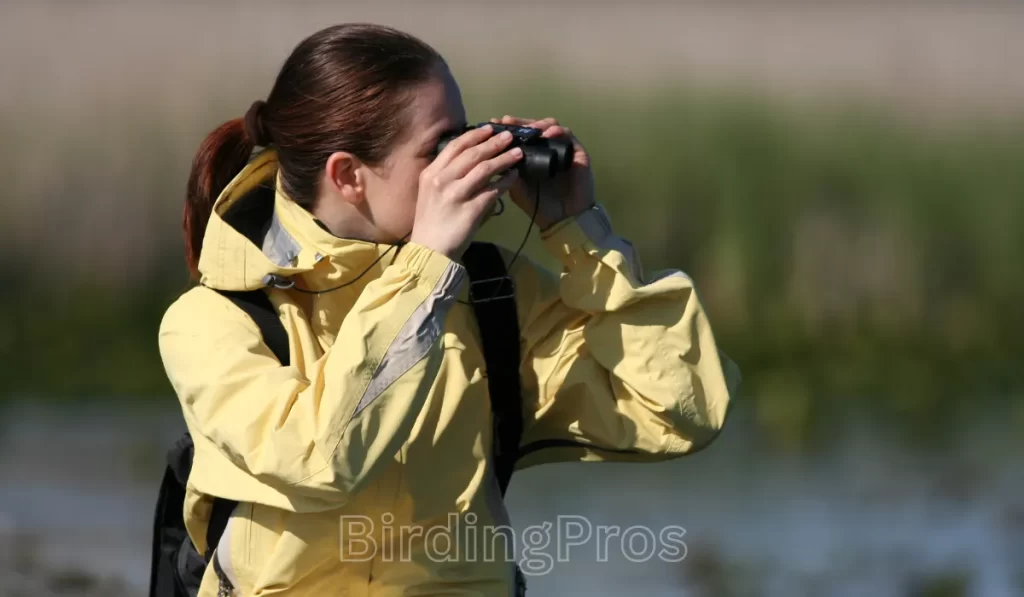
[468,276,515,304]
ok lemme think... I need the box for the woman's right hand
[410,125,523,260]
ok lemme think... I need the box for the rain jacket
[158,148,741,596]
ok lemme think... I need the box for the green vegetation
[5,79,1024,450]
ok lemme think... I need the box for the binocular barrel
[435,123,574,182]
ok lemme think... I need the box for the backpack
[148,241,527,597]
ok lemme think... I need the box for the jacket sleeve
[158,242,464,511]
[509,205,741,469]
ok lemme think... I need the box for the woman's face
[361,64,467,243]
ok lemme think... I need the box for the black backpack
[149,241,527,597]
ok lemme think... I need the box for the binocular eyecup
[435,122,574,182]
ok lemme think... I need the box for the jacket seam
[286,273,440,488]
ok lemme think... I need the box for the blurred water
[0,401,1020,597]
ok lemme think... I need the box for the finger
[432,124,495,169]
[480,168,520,199]
[456,146,524,197]
[495,116,563,134]
[526,117,559,131]
[492,168,520,196]
[468,169,520,215]
[541,125,587,157]
[499,115,531,126]
[541,125,570,138]
[446,129,515,180]
[498,115,556,129]
[498,115,560,131]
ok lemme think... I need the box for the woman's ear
[324,151,365,205]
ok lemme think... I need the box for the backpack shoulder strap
[206,289,288,555]
[214,288,290,367]
[461,242,523,497]
[151,287,291,597]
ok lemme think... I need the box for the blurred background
[2,1,1023,595]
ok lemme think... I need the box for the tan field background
[4,1,1024,283]
[6,1,1024,110]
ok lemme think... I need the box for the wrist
[395,241,465,283]
[408,231,458,261]
[539,202,597,233]
[537,204,593,232]
[540,203,616,261]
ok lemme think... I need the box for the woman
[159,23,740,596]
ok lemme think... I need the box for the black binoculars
[435,122,574,182]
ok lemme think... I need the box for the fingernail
[511,147,523,157]
[499,131,513,140]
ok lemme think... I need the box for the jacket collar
[197,149,400,292]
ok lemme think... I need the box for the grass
[5,77,1024,450]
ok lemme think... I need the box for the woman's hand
[411,125,523,260]
[490,115,595,230]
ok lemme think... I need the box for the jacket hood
[197,148,399,292]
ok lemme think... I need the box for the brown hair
[183,23,444,279]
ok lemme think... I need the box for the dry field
[2,1,1023,283]
[4,1,1024,115]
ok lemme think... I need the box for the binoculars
[435,123,574,182]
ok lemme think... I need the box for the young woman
[158,23,740,597]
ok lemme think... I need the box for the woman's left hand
[490,115,595,230]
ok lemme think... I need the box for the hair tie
[243,100,271,146]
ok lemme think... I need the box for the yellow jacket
[158,149,740,596]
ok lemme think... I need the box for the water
[1,401,1021,596]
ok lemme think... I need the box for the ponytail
[183,101,269,280]
[181,22,448,279]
